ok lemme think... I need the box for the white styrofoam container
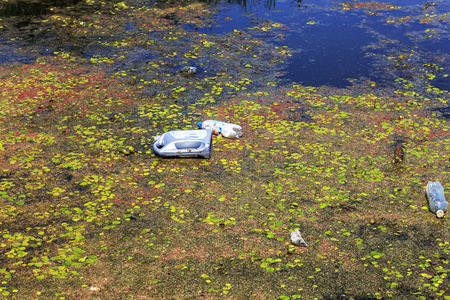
[153,129,212,159]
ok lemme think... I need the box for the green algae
[0,0,450,299]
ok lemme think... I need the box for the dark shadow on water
[0,1,51,17]
[0,0,82,17]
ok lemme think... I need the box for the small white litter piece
[181,66,197,75]
[290,229,308,247]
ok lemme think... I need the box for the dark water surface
[201,0,450,89]
[0,0,449,90]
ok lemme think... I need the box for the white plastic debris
[198,120,242,139]
[181,66,197,75]
[153,129,212,159]
[290,229,308,247]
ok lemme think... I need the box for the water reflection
[1,0,449,91]
[203,0,304,11]
[0,1,51,17]
[200,0,450,90]
[0,0,81,17]
[220,0,277,11]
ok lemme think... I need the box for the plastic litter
[290,229,308,247]
[181,66,197,75]
[426,181,447,218]
[153,129,212,159]
[198,120,242,139]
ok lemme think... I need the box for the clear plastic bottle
[198,120,242,139]
[426,181,447,218]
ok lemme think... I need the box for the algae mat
[2,59,450,298]
[1,0,450,299]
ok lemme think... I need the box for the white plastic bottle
[426,181,447,218]
[198,120,242,139]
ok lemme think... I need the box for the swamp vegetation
[1,0,450,299]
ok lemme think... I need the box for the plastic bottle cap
[436,210,445,218]
[197,121,203,128]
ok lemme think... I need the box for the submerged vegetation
[0,0,450,299]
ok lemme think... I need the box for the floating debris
[153,129,212,159]
[392,140,405,164]
[198,119,243,138]
[180,66,197,75]
[290,229,308,247]
[426,181,447,218]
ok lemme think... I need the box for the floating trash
[290,229,308,246]
[198,119,242,139]
[392,140,405,165]
[180,66,197,75]
[426,181,447,218]
[153,129,212,159]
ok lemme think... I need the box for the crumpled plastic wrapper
[290,229,308,247]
